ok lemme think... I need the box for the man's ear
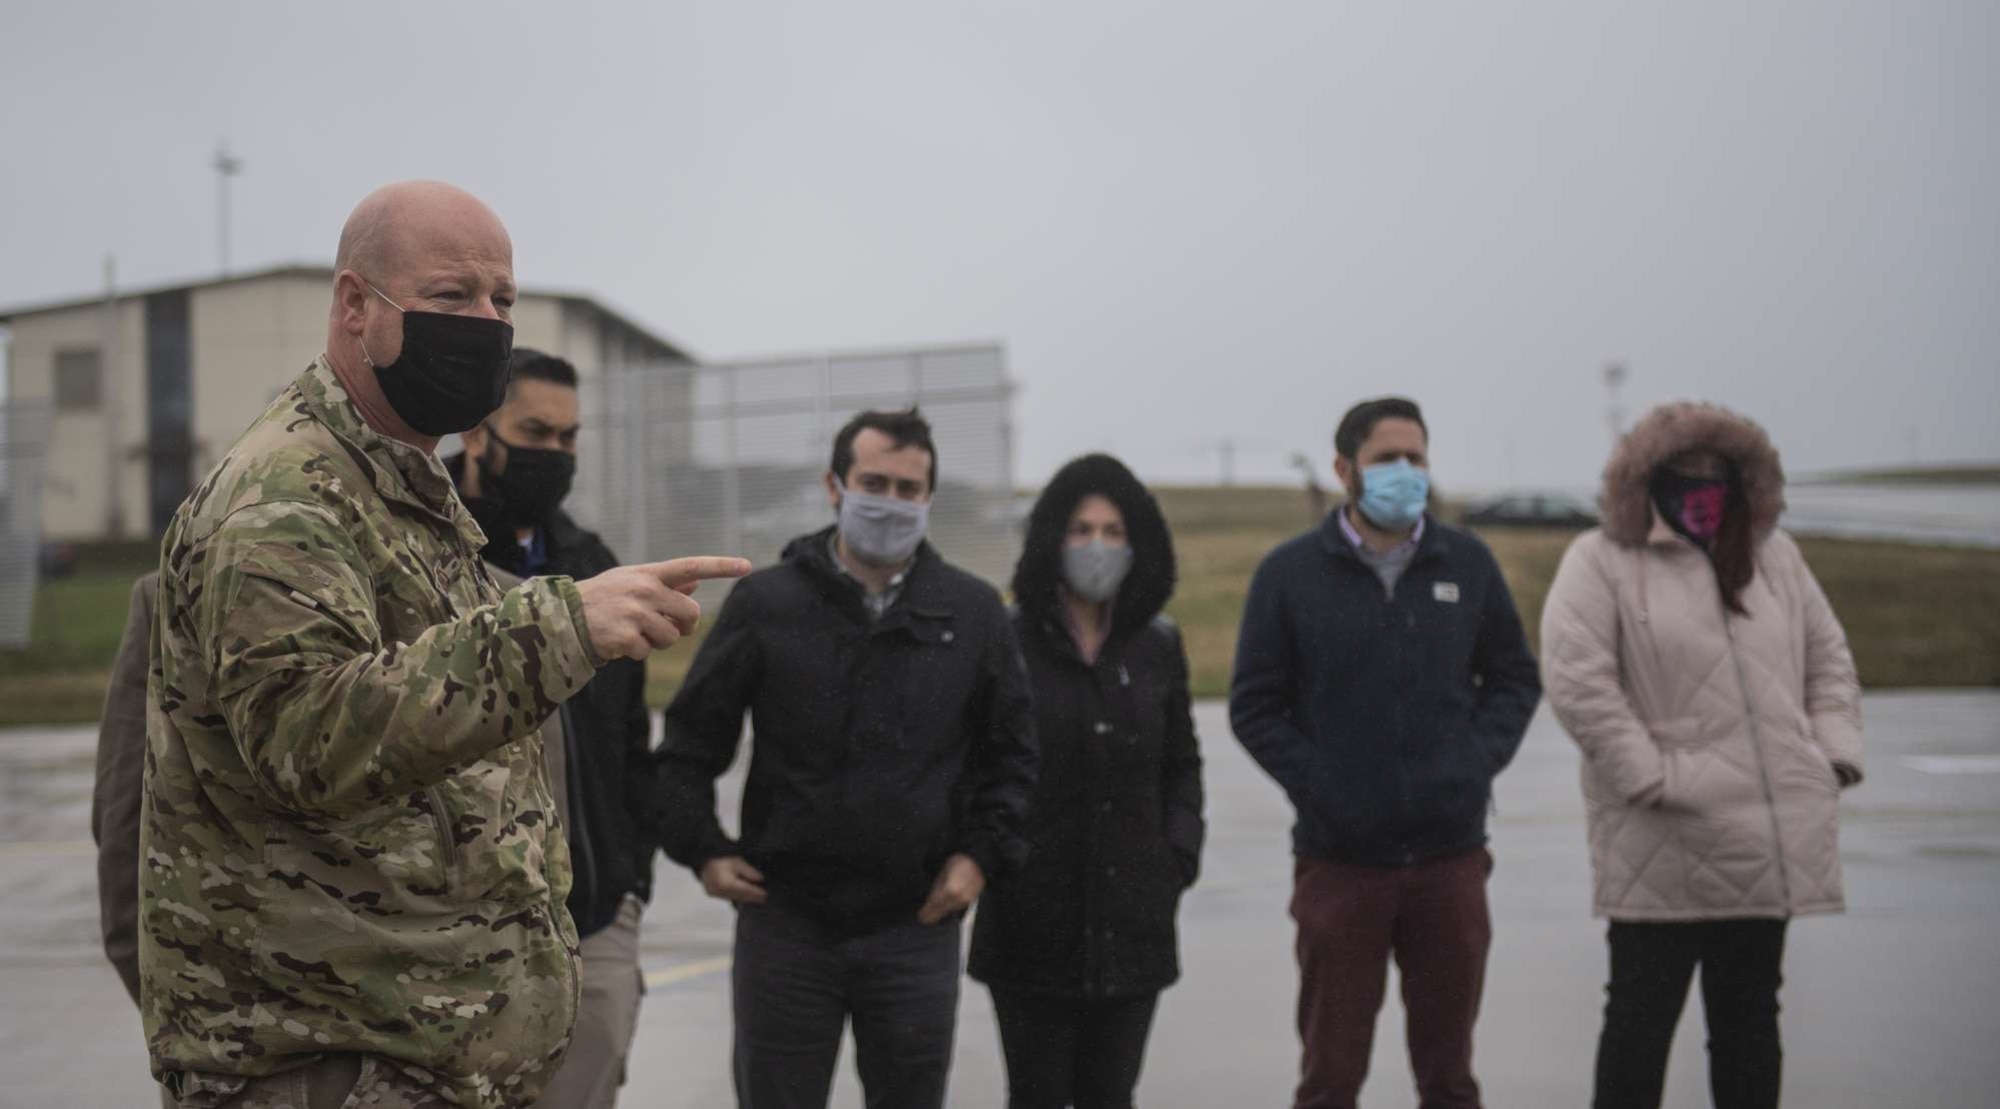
[463,424,493,466]
[333,271,370,338]
[1332,454,1354,488]
[823,470,842,511]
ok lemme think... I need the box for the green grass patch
[4,492,1997,728]
[1,572,141,678]
[0,671,115,728]
[1800,465,2000,486]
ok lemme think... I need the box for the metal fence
[567,342,1020,591]
[0,400,52,648]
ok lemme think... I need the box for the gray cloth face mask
[836,481,930,567]
[1061,539,1134,603]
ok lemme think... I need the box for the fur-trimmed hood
[1600,402,1786,547]
[1013,453,1177,637]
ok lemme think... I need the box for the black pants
[732,899,962,1109]
[990,989,1161,1109]
[1593,919,1788,1109]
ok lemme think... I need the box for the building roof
[0,262,697,362]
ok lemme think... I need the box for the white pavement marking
[0,840,94,857]
[1904,755,2000,775]
[643,955,732,989]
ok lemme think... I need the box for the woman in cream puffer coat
[1541,402,1862,1109]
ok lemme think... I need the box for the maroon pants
[1291,847,1493,1109]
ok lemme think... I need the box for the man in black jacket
[654,408,1038,1109]
[446,348,652,1109]
[1230,397,1542,1109]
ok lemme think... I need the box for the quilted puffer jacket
[1541,403,1863,921]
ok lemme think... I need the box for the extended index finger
[637,556,753,589]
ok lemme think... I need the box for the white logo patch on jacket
[1433,582,1460,603]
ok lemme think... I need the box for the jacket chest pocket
[1403,576,1480,663]
[425,545,492,616]
[893,610,973,729]
[370,540,475,639]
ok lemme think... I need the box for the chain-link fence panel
[0,399,52,648]
[568,343,1019,591]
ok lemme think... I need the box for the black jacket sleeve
[652,581,763,871]
[1160,623,1206,888]
[92,573,155,1008]
[956,600,1039,881]
[1229,552,1327,803]
[616,656,657,858]
[1469,543,1542,775]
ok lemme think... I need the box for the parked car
[1460,492,1598,529]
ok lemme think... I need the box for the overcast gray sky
[2,0,1994,489]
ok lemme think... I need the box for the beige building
[0,264,691,542]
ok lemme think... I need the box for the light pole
[213,142,243,275]
[101,254,124,539]
[1603,360,1629,445]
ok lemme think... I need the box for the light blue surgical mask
[1356,459,1430,531]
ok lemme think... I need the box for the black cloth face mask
[475,424,577,531]
[362,282,515,436]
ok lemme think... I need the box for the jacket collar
[1317,508,1445,567]
[785,525,953,625]
[298,357,486,550]
[1025,594,1142,669]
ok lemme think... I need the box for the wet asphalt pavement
[3,692,1997,1108]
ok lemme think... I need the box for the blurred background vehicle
[1460,492,1599,530]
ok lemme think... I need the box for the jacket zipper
[1387,575,1414,863]
[1720,594,1793,911]
[1086,653,1108,1000]
[427,784,458,875]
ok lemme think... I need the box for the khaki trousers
[537,895,647,1109]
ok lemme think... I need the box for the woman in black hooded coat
[969,453,1205,1109]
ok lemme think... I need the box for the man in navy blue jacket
[1230,397,1541,1109]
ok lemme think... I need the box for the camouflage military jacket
[141,358,600,1108]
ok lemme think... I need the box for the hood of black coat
[1013,453,1176,638]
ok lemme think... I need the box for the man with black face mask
[449,348,585,576]
[443,348,652,1109]
[138,180,748,1109]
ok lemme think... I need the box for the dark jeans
[1593,919,1788,1109]
[1290,847,1493,1109]
[731,898,962,1109]
[989,989,1161,1109]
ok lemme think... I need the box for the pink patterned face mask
[1673,482,1728,539]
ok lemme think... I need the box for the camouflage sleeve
[193,499,600,816]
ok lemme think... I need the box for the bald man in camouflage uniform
[140,180,746,1109]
